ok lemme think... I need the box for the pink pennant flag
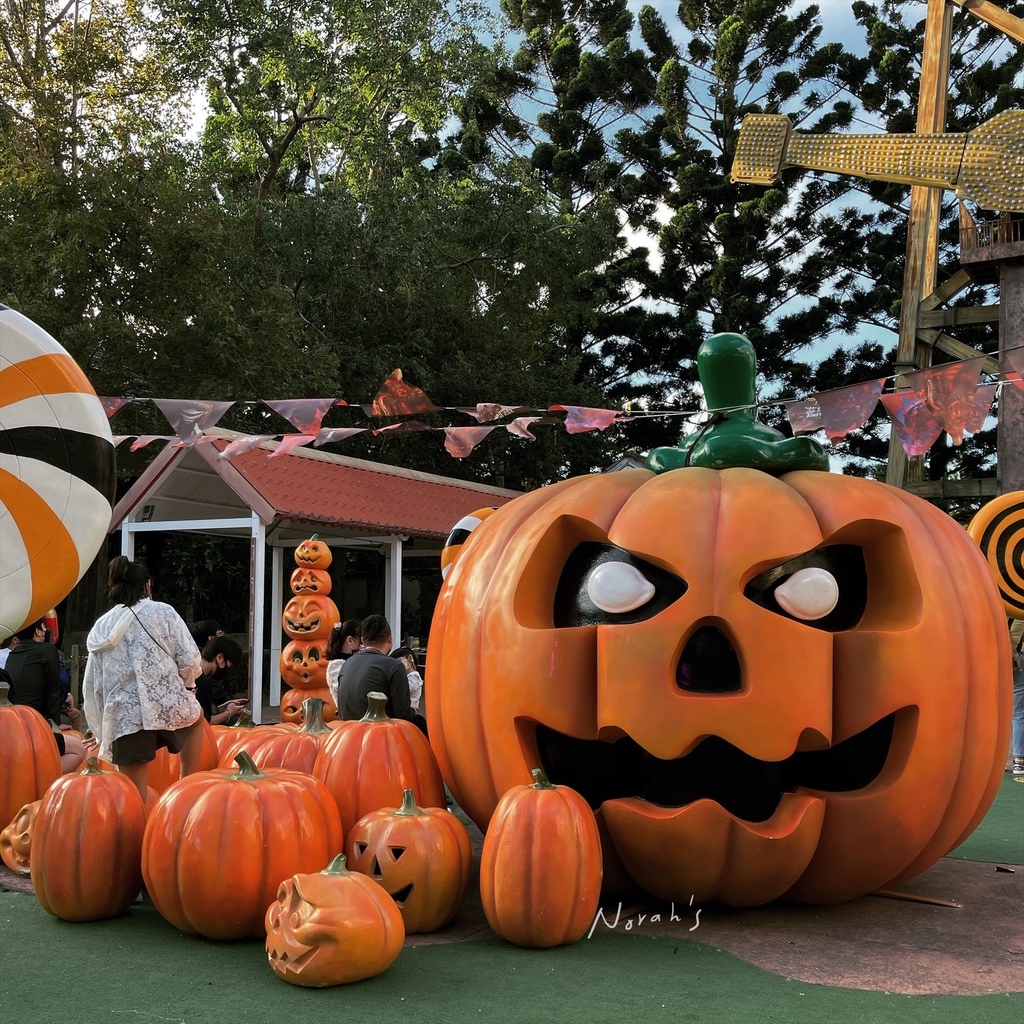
[1006,372,1024,392]
[904,357,985,445]
[444,426,496,458]
[269,434,318,458]
[153,399,234,444]
[786,398,823,435]
[313,427,367,446]
[457,404,527,423]
[1004,345,1024,376]
[815,378,886,440]
[549,406,620,434]
[507,416,544,440]
[372,421,431,435]
[218,434,276,459]
[372,370,437,417]
[262,399,339,435]
[129,435,175,452]
[879,393,943,457]
[962,383,997,435]
[99,396,132,419]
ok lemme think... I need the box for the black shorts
[111,724,196,765]
[54,732,66,756]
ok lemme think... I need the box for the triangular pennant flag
[218,434,276,459]
[549,405,620,434]
[443,426,496,458]
[815,378,886,440]
[457,404,527,423]
[1006,372,1024,392]
[786,398,823,435]
[313,427,367,446]
[372,420,431,435]
[879,393,943,457]
[262,399,339,435]
[99,396,132,419]
[904,357,985,445]
[129,435,175,452]
[962,383,997,436]
[1004,345,1024,376]
[507,416,544,440]
[153,399,234,444]
[372,370,437,417]
[269,434,318,458]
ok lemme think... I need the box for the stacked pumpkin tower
[279,536,340,723]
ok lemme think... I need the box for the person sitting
[195,635,247,726]
[325,619,361,708]
[390,646,424,715]
[337,615,426,734]
[190,619,223,655]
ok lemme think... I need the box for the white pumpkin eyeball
[774,567,839,621]
[586,561,656,614]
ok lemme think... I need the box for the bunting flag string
[102,348,1024,461]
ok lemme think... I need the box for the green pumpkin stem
[299,697,331,734]
[81,756,105,776]
[321,852,353,876]
[360,691,391,723]
[0,682,11,706]
[394,788,423,816]
[231,749,267,780]
[531,768,555,790]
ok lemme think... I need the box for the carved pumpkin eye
[744,545,866,631]
[555,543,687,627]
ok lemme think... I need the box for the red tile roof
[213,437,519,540]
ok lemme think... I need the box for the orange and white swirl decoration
[967,490,1024,620]
[0,306,116,638]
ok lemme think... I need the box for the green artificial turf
[948,775,1024,865]
[1,892,1020,1024]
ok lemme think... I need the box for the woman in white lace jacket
[83,557,203,797]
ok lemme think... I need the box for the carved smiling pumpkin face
[283,595,339,641]
[290,567,333,596]
[0,798,42,876]
[425,466,1011,906]
[280,640,327,689]
[294,539,332,571]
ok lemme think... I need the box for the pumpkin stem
[231,749,267,781]
[360,691,391,722]
[321,852,353,876]
[0,682,10,706]
[299,697,331,735]
[394,788,423,816]
[81,756,105,776]
[309,533,319,541]
[531,768,556,790]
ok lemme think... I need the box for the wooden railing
[961,213,1024,250]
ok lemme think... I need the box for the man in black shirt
[338,615,425,733]
[192,635,247,724]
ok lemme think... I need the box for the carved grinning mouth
[285,617,322,634]
[534,713,900,823]
[267,945,318,972]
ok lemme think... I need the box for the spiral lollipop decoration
[0,306,116,639]
[967,491,1024,620]
[440,507,499,581]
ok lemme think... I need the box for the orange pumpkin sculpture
[142,751,344,940]
[251,697,334,774]
[426,333,1012,907]
[480,770,602,948]
[0,798,42,876]
[280,685,337,725]
[348,788,472,934]
[0,682,61,829]
[266,853,405,987]
[33,758,146,921]
[280,639,328,689]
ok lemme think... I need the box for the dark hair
[360,614,391,646]
[107,555,150,608]
[15,619,45,642]
[391,646,417,670]
[325,619,361,661]
[190,619,222,649]
[201,635,244,665]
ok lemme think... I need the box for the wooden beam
[919,268,974,311]
[918,304,1001,327]
[915,328,1001,373]
[904,478,998,498]
[951,0,1024,44]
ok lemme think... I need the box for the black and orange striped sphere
[967,491,1024,619]
[0,306,116,639]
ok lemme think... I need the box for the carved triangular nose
[676,626,742,693]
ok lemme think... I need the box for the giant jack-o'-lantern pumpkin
[426,334,1011,907]
[283,595,339,641]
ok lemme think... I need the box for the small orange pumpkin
[280,686,337,725]
[280,639,328,689]
[252,698,333,774]
[313,692,445,836]
[0,798,42,876]
[348,788,472,933]
[0,682,61,828]
[142,751,344,940]
[290,567,333,596]
[294,537,333,571]
[266,853,404,987]
[283,594,340,641]
[480,769,602,948]
[33,758,147,921]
